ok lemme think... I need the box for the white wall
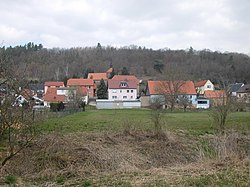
[96,100,141,109]
[198,80,214,94]
[108,88,137,100]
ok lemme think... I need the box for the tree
[83,68,94,79]
[153,60,164,73]
[158,80,186,111]
[109,68,115,79]
[209,77,232,134]
[178,95,192,112]
[97,79,107,99]
[0,49,36,168]
[121,67,129,75]
[159,63,189,111]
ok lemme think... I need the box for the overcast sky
[1,0,250,53]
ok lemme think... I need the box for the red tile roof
[67,78,94,86]
[204,90,226,98]
[194,80,208,87]
[88,73,108,80]
[44,81,64,87]
[147,80,197,95]
[112,75,139,84]
[44,87,65,102]
[106,67,113,73]
[21,89,33,99]
[108,79,137,89]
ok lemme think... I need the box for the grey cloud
[0,0,249,53]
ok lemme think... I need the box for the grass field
[1,108,249,186]
[37,108,250,135]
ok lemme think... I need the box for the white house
[194,80,214,95]
[108,79,137,101]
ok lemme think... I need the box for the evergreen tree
[97,79,107,99]
[121,67,129,75]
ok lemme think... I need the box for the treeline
[1,43,250,84]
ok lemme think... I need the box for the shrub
[4,175,16,184]
[56,176,65,185]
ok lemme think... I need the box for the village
[6,67,249,111]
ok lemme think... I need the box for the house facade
[67,78,95,97]
[146,80,198,107]
[195,80,214,95]
[87,73,108,85]
[196,97,210,109]
[44,81,64,94]
[44,87,65,107]
[108,79,137,100]
[204,90,227,106]
[112,75,140,97]
[236,84,250,103]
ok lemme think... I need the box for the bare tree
[178,95,192,112]
[209,77,232,134]
[0,49,36,168]
[157,63,190,111]
[150,98,166,138]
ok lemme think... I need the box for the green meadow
[37,108,250,135]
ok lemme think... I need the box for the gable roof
[204,90,226,98]
[44,81,64,87]
[44,87,65,102]
[228,83,244,93]
[112,75,139,84]
[108,79,137,89]
[147,80,197,95]
[106,67,113,73]
[88,73,108,80]
[194,80,208,87]
[237,84,250,93]
[67,78,94,86]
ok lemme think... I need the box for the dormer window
[120,82,128,87]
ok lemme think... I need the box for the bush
[50,102,65,112]
[82,179,91,187]
[4,175,16,184]
[56,176,65,185]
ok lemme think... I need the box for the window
[131,96,133,99]
[120,90,122,93]
[112,96,117,99]
[190,95,192,99]
[127,90,129,93]
[120,82,127,87]
[123,96,127,99]
[131,90,133,93]
[198,101,207,104]
[112,90,117,93]
[207,85,211,88]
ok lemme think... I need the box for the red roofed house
[44,81,64,94]
[112,75,140,97]
[108,79,137,100]
[88,73,108,84]
[44,87,65,107]
[88,73,108,96]
[67,78,95,97]
[146,80,198,107]
[204,90,227,106]
[106,67,113,78]
[194,80,214,95]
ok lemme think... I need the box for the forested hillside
[1,42,250,83]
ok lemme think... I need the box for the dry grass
[0,130,249,186]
